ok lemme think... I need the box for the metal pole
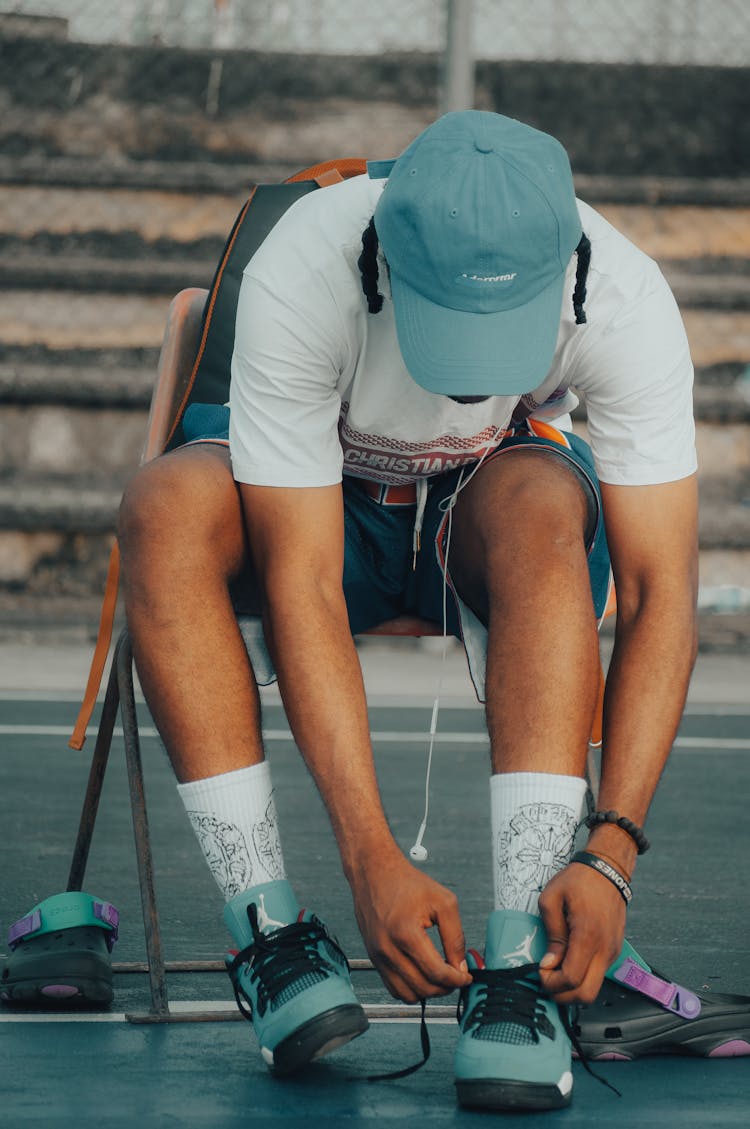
[440,0,476,114]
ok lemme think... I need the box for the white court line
[0,1000,451,1024]
[0,725,490,743]
[1,689,747,716]
[1,725,749,751]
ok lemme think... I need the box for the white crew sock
[490,771,588,915]
[176,760,286,901]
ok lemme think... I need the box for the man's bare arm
[240,481,471,1002]
[540,474,699,1002]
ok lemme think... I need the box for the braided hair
[357,216,384,313]
[573,232,591,325]
[358,216,592,325]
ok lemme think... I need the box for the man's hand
[537,861,626,1005]
[349,851,473,1003]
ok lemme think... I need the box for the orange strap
[68,542,120,750]
[285,157,367,185]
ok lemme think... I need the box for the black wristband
[584,810,650,855]
[570,850,633,905]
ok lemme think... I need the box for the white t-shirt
[229,174,696,489]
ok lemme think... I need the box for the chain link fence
[1,0,749,62]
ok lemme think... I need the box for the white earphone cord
[409,431,502,862]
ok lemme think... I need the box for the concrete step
[2,288,749,369]
[0,407,747,484]
[1,36,748,180]
[2,154,749,205]
[0,359,154,407]
[0,588,748,657]
[2,183,748,265]
[0,254,216,296]
[3,253,750,311]
[2,472,735,544]
[0,356,748,483]
[0,349,746,397]
[0,520,747,655]
[0,372,745,483]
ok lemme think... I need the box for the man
[117,111,698,1110]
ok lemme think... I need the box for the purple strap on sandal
[93,901,120,949]
[613,958,701,1019]
[7,900,119,952]
[7,909,42,949]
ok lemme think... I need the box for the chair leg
[116,630,170,1020]
[67,639,122,892]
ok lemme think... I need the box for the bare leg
[448,450,600,775]
[118,444,264,783]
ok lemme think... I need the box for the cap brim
[389,270,566,397]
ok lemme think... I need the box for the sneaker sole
[1,931,113,1006]
[267,1004,369,1075]
[0,975,113,1005]
[575,980,750,1060]
[455,1077,572,1112]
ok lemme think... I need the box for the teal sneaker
[224,879,368,1074]
[454,910,573,1111]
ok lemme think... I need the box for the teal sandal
[1,892,119,1005]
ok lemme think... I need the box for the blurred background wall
[0,0,748,646]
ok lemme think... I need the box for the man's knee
[450,452,593,614]
[118,447,244,568]
[119,456,189,550]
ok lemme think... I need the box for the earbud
[410,819,429,861]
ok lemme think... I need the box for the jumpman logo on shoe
[256,893,287,934]
[502,926,538,967]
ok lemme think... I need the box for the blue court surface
[1,642,748,1127]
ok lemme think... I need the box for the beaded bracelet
[584,809,651,855]
[570,850,633,905]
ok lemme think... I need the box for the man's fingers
[403,925,470,992]
[354,866,472,1002]
[434,897,470,977]
[544,954,609,1006]
[536,864,628,1003]
[538,891,569,971]
[377,961,420,1004]
[368,932,456,1000]
[539,936,568,971]
[372,920,471,1001]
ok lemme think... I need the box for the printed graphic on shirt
[339,403,509,484]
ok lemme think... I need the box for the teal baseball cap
[368,111,582,397]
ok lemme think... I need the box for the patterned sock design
[491,772,588,914]
[177,761,286,900]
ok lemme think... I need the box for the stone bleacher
[0,31,748,647]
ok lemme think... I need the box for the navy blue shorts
[182,404,611,697]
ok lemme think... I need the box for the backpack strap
[69,158,367,749]
[69,543,120,750]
